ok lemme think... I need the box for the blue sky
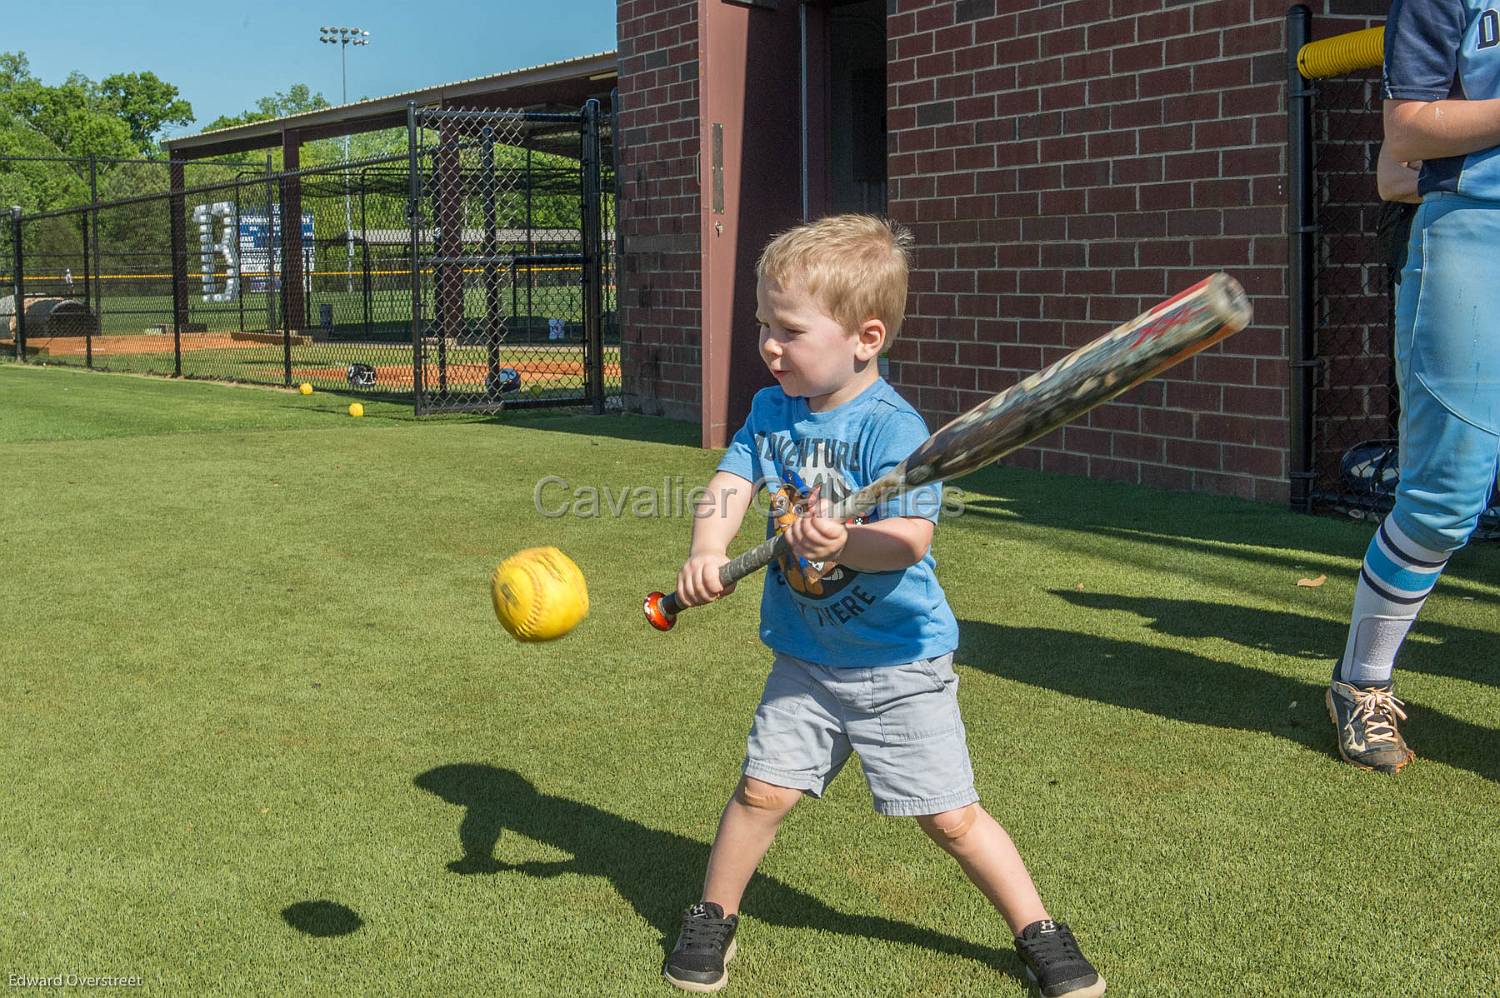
[10,0,619,139]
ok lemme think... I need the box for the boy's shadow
[957,617,1500,784]
[414,764,1020,981]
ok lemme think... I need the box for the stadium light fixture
[318,25,371,292]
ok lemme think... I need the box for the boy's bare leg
[701,777,801,915]
[918,804,1047,934]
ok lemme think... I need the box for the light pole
[320,25,369,294]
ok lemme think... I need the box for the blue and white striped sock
[1338,516,1449,686]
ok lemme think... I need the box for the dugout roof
[163,51,617,160]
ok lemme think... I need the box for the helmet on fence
[1340,439,1399,498]
[346,363,377,389]
[487,367,521,395]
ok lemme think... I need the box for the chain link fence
[3,104,617,413]
[0,217,12,341]
[1308,68,1400,520]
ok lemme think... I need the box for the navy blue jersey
[1384,0,1500,197]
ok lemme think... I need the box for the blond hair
[756,214,914,344]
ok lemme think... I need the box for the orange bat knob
[643,591,679,631]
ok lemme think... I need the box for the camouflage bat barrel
[643,273,1252,631]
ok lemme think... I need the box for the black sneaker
[663,901,739,993]
[1327,668,1415,774]
[1015,920,1105,998]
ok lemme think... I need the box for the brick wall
[616,0,702,421]
[884,0,1377,503]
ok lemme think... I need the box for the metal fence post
[234,185,244,333]
[1287,5,1317,514]
[480,124,502,390]
[581,99,605,415]
[78,212,92,368]
[86,153,98,367]
[408,101,425,415]
[360,173,372,339]
[525,145,535,329]
[168,160,186,376]
[264,156,276,338]
[10,206,24,363]
[279,174,293,387]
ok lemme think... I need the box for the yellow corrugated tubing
[1298,26,1385,80]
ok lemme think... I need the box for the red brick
[1142,407,1195,437]
[1092,402,1141,432]
[1141,463,1194,492]
[1222,444,1284,478]
[1092,458,1143,484]
[1043,450,1093,477]
[1112,41,1164,74]
[1167,438,1220,470]
[1065,425,1113,456]
[1114,432,1165,463]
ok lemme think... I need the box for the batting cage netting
[3,101,617,415]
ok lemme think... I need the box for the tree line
[0,50,601,279]
[0,51,362,212]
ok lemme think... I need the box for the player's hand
[677,552,736,608]
[783,487,849,562]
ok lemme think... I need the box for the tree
[0,110,89,209]
[0,51,201,210]
[27,74,136,160]
[204,84,330,131]
[97,71,193,151]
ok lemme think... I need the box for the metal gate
[407,101,607,414]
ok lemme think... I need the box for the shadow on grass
[956,617,1500,784]
[470,410,700,447]
[948,467,1500,601]
[1049,590,1500,687]
[413,764,1021,982]
[281,900,364,937]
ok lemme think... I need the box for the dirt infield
[4,334,621,393]
[5,332,248,357]
[292,359,622,388]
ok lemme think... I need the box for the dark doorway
[827,0,887,214]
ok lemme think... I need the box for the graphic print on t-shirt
[766,439,867,601]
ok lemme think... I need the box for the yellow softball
[348,403,364,417]
[299,383,313,395]
[490,547,589,641]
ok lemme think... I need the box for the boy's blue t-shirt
[716,378,960,668]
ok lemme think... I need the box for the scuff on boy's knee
[924,803,978,842]
[737,778,800,811]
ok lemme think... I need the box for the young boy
[663,215,1105,996]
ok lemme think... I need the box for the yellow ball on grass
[348,403,364,418]
[490,547,589,642]
[299,383,313,395]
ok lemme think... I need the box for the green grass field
[78,283,603,336]
[3,362,1499,995]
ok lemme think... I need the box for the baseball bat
[643,272,1252,631]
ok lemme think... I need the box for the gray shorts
[742,650,978,817]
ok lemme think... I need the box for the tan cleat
[1327,673,1416,774]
